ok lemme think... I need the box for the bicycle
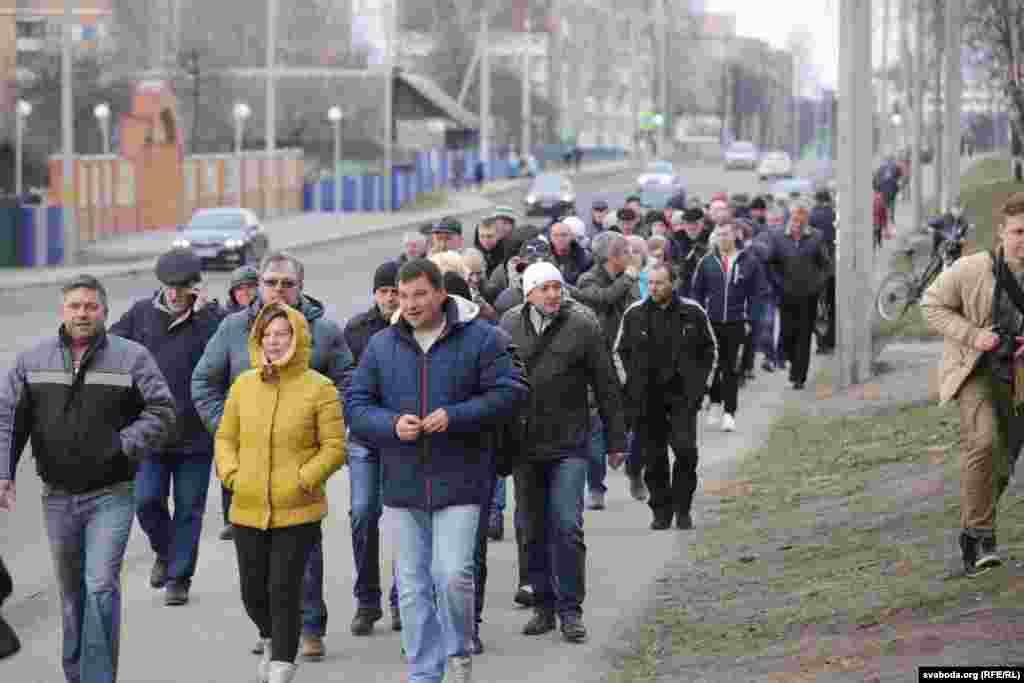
[875,212,970,322]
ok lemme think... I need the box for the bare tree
[964,0,1024,150]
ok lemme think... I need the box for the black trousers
[234,522,321,663]
[780,293,819,385]
[474,474,498,628]
[637,394,699,515]
[819,276,836,351]
[0,554,11,606]
[709,321,746,415]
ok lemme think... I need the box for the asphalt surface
[0,162,768,683]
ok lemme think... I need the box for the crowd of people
[0,184,840,683]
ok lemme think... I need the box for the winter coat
[110,291,224,456]
[551,242,593,286]
[675,240,709,299]
[0,327,175,492]
[346,296,528,511]
[215,304,346,529]
[343,305,390,367]
[575,263,641,347]
[690,247,768,323]
[763,225,832,298]
[920,250,998,405]
[474,234,505,280]
[809,204,836,243]
[192,294,353,435]
[614,295,718,421]
[499,301,627,460]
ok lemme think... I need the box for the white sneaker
[706,404,722,428]
[447,655,473,683]
[721,413,736,432]
[257,638,271,682]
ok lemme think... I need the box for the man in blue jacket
[691,221,767,433]
[191,251,353,660]
[110,249,224,606]
[348,258,527,683]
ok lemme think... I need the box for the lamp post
[15,99,32,197]
[94,102,111,155]
[328,106,343,212]
[233,102,251,155]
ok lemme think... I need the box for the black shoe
[0,614,20,660]
[470,630,485,655]
[150,557,168,589]
[251,638,264,655]
[745,370,756,381]
[761,360,776,373]
[977,535,1002,570]
[218,525,234,541]
[514,584,536,608]
[792,381,805,390]
[650,510,672,530]
[351,606,383,636]
[960,532,993,578]
[560,613,587,643]
[391,607,403,632]
[675,512,694,530]
[164,579,189,606]
[522,608,556,636]
[487,516,504,542]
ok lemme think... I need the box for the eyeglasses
[262,278,299,289]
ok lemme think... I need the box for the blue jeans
[348,439,398,611]
[301,538,327,636]
[753,299,782,364]
[520,454,587,617]
[44,481,135,683]
[134,452,213,583]
[390,504,480,683]
[586,414,607,494]
[491,476,506,517]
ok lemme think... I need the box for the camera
[989,327,1018,385]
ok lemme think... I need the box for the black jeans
[710,321,747,415]
[781,293,819,385]
[819,276,836,351]
[637,393,699,516]
[474,473,498,629]
[0,554,11,606]
[234,522,321,663]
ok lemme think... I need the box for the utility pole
[658,0,669,156]
[911,0,924,238]
[382,0,395,213]
[266,0,278,154]
[836,0,874,388]
[521,17,532,160]
[480,7,491,169]
[942,0,962,211]
[62,0,77,265]
[933,10,944,214]
[880,0,891,154]
[630,16,641,159]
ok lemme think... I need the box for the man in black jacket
[0,274,175,683]
[500,262,627,645]
[617,264,718,530]
[341,261,402,636]
[110,249,224,606]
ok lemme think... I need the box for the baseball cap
[431,217,463,235]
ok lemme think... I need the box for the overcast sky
[704,0,839,90]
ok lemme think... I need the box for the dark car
[172,208,269,269]
[524,173,576,217]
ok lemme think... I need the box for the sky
[703,0,839,91]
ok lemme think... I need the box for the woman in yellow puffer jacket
[216,302,345,683]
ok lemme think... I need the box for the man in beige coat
[921,192,1024,577]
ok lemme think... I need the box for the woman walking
[216,303,346,683]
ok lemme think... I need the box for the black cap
[617,207,638,222]
[443,271,472,300]
[373,261,400,292]
[682,207,705,223]
[749,197,768,211]
[418,222,434,236]
[431,217,463,235]
[592,199,609,211]
[156,248,202,287]
[815,189,832,203]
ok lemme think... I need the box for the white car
[758,151,793,180]
[723,141,759,170]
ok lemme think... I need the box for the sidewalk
[0,158,635,293]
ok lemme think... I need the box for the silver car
[723,141,759,170]
[172,208,270,269]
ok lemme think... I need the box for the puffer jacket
[690,247,768,323]
[499,301,627,459]
[0,327,175,492]
[921,250,997,405]
[110,291,224,456]
[192,294,353,435]
[215,304,346,529]
[347,296,528,511]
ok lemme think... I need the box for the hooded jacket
[215,304,346,529]
[110,290,224,456]
[0,326,175,493]
[690,247,768,323]
[192,294,353,435]
[347,296,528,511]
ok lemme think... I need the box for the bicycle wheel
[876,272,915,321]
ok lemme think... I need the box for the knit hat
[483,206,519,225]
[561,216,586,240]
[682,207,705,223]
[373,261,400,292]
[229,264,259,292]
[749,196,768,211]
[523,261,564,297]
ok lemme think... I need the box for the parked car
[524,173,576,217]
[757,150,794,180]
[636,161,685,209]
[767,176,815,201]
[723,141,759,170]
[172,208,269,269]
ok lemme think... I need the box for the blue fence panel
[16,207,36,266]
[46,207,63,265]
[342,176,358,212]
[319,179,335,212]
[438,150,449,188]
[302,183,314,211]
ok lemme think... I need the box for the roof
[395,71,480,130]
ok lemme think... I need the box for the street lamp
[15,99,32,197]
[94,102,111,155]
[327,106,343,212]
[233,102,251,155]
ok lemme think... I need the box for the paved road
[0,162,768,683]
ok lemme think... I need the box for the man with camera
[921,193,1024,578]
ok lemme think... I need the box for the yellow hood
[248,303,312,379]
